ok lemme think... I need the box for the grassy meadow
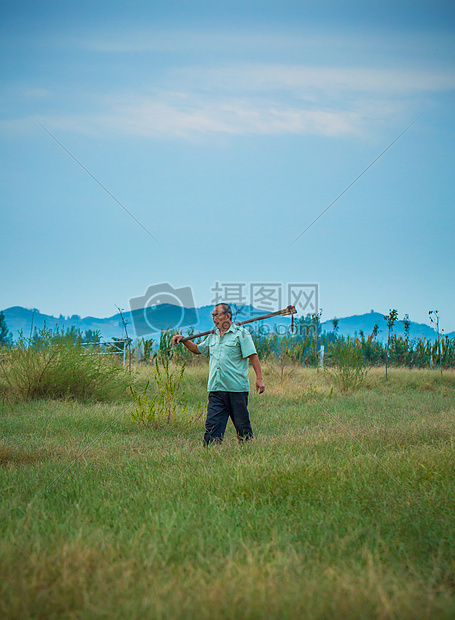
[1,363,454,619]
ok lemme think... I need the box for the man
[172,303,265,445]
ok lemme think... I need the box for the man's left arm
[249,353,265,394]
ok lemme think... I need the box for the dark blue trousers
[204,391,253,445]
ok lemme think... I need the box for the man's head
[212,303,232,332]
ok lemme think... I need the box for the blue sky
[1,0,454,332]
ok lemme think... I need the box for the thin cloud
[31,60,453,139]
[178,64,455,95]
[24,103,357,140]
[3,58,454,140]
[69,26,455,67]
[97,98,360,138]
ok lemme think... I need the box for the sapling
[0,311,11,346]
[403,314,411,340]
[383,309,398,380]
[311,309,323,369]
[402,314,412,368]
[130,355,187,426]
[429,310,442,375]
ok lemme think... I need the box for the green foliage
[326,337,369,391]
[403,314,411,339]
[83,329,101,345]
[130,313,455,373]
[429,310,442,374]
[384,308,399,332]
[130,356,190,426]
[274,335,308,379]
[0,311,11,346]
[383,309,399,379]
[154,355,186,422]
[258,323,455,371]
[137,329,200,365]
[130,380,159,425]
[157,329,175,360]
[359,327,385,366]
[140,337,154,363]
[250,332,278,360]
[0,326,130,402]
[252,319,319,367]
[441,335,455,368]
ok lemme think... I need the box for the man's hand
[249,353,265,394]
[172,335,200,355]
[256,379,265,394]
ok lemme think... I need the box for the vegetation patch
[0,326,130,402]
[1,365,454,619]
[0,443,53,468]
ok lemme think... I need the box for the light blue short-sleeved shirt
[197,324,257,392]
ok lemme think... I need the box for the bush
[0,327,130,402]
[326,338,369,391]
[129,356,202,427]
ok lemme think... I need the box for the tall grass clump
[0,326,130,402]
[130,355,203,427]
[326,337,369,391]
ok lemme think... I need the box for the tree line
[1,309,454,370]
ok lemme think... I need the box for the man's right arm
[172,334,200,355]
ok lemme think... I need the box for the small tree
[403,314,411,340]
[402,314,412,369]
[140,337,155,363]
[0,311,11,346]
[383,309,398,379]
[83,329,102,345]
[361,324,383,366]
[429,310,442,375]
[311,309,323,368]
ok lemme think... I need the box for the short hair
[214,303,232,318]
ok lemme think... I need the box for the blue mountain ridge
[2,305,452,343]
[320,311,451,343]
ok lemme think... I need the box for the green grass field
[1,365,454,619]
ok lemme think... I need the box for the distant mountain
[2,304,295,342]
[3,306,125,341]
[321,311,453,343]
[2,305,452,343]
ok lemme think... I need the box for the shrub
[130,355,185,426]
[326,338,369,391]
[130,356,203,427]
[137,329,202,365]
[0,327,130,402]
